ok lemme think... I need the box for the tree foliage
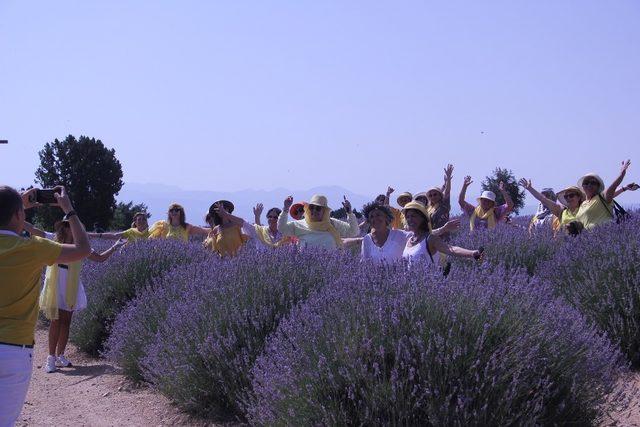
[110,201,149,231]
[34,135,124,230]
[481,167,526,214]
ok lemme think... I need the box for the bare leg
[56,310,73,356]
[48,318,61,356]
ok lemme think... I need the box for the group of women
[32,160,636,373]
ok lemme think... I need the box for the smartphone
[36,188,62,204]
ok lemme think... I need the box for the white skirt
[53,266,88,312]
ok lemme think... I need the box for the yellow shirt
[166,224,189,242]
[148,220,189,242]
[204,225,248,257]
[576,196,613,230]
[0,231,62,345]
[560,208,579,226]
[390,207,406,230]
[121,228,150,242]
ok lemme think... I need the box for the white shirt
[278,211,360,250]
[361,229,409,264]
[402,234,440,266]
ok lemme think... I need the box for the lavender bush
[71,239,211,355]
[540,216,640,366]
[140,247,356,418]
[248,262,626,426]
[449,222,557,275]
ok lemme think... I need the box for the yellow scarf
[254,225,294,248]
[40,261,82,320]
[470,205,496,231]
[303,205,343,248]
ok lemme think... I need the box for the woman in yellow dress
[148,203,209,242]
[88,212,150,243]
[203,200,250,257]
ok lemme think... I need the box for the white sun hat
[476,190,496,203]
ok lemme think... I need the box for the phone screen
[36,189,61,204]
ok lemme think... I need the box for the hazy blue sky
[1,1,639,204]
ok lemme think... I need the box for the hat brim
[476,197,496,204]
[578,174,605,194]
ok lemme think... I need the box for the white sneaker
[57,355,72,367]
[44,355,57,373]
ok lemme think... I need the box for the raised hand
[621,159,631,174]
[386,186,394,196]
[21,188,39,209]
[442,219,461,233]
[626,182,639,191]
[342,195,352,213]
[53,186,73,214]
[463,176,473,187]
[283,196,294,210]
[518,178,532,190]
[444,164,454,181]
[253,203,264,217]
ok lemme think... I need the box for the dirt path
[17,323,208,426]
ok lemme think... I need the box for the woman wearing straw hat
[23,220,126,373]
[279,194,359,250]
[459,176,514,231]
[203,200,250,257]
[148,203,209,242]
[519,179,584,236]
[401,201,483,266]
[426,163,454,233]
[575,160,632,230]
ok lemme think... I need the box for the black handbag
[598,194,630,223]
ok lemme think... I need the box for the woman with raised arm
[459,176,514,231]
[426,163,454,233]
[88,212,150,243]
[278,194,359,250]
[244,203,297,249]
[402,201,483,267]
[148,203,209,242]
[519,179,584,235]
[576,160,632,230]
[24,220,126,373]
[202,200,250,257]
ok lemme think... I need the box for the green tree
[481,167,526,214]
[34,135,124,230]
[110,201,149,231]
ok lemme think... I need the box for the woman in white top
[360,203,409,264]
[401,201,483,267]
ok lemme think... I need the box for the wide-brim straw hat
[556,186,585,206]
[426,186,444,197]
[476,190,496,204]
[577,173,605,193]
[290,202,306,219]
[308,194,330,210]
[396,192,413,205]
[402,201,430,222]
[209,200,235,215]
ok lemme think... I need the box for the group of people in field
[0,160,636,426]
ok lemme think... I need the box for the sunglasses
[582,180,599,187]
[309,205,324,212]
[564,193,579,200]
[169,208,182,213]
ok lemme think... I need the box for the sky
[1,1,639,206]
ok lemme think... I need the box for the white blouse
[361,229,409,264]
[402,234,440,265]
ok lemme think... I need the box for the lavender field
[70,216,640,425]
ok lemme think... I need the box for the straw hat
[556,186,585,206]
[308,194,330,210]
[426,186,444,197]
[577,173,605,193]
[396,192,413,205]
[402,201,430,221]
[414,192,428,203]
[476,191,496,204]
[289,202,306,220]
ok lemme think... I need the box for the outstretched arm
[605,160,631,203]
[443,164,453,200]
[519,178,563,218]
[278,196,297,236]
[430,234,482,259]
[188,224,211,236]
[431,219,460,237]
[87,239,127,262]
[22,222,46,238]
[499,181,514,212]
[88,231,125,240]
[253,203,263,226]
[613,182,639,198]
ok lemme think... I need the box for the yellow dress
[576,196,613,230]
[121,228,150,242]
[148,220,189,242]
[204,225,248,257]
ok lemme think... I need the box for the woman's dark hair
[0,186,22,226]
[374,194,386,204]
[405,208,430,233]
[267,207,282,218]
[566,220,584,237]
[362,202,394,224]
